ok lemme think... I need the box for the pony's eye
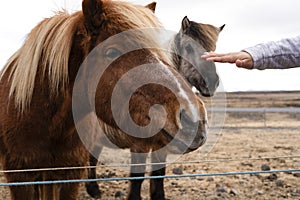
[105,48,122,59]
[185,44,194,54]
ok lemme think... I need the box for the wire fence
[1,155,300,174]
[1,169,300,187]
[1,155,300,187]
[208,107,300,128]
[0,107,300,188]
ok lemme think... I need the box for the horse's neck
[168,33,181,70]
[157,32,180,70]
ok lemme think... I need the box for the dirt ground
[1,91,300,199]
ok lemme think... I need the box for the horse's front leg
[127,151,147,200]
[86,145,103,198]
[150,150,167,200]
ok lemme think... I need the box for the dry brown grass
[1,91,300,199]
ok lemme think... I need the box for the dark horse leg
[8,185,35,200]
[85,145,103,198]
[127,151,147,200]
[150,150,167,200]
[6,174,61,200]
[4,159,37,200]
[58,166,87,200]
[60,183,81,200]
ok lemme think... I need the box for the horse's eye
[185,44,194,54]
[105,48,122,59]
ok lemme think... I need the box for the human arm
[243,35,300,70]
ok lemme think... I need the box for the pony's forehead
[198,22,218,30]
[184,21,220,51]
[190,21,219,35]
[96,1,172,65]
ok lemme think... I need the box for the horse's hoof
[86,182,101,199]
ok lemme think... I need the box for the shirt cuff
[242,47,265,70]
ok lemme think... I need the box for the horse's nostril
[215,76,220,88]
[200,78,208,88]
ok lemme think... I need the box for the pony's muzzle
[197,62,220,97]
[177,108,208,152]
[162,104,207,154]
[187,120,207,151]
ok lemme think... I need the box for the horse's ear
[82,0,104,33]
[219,24,226,32]
[181,16,191,32]
[145,2,156,13]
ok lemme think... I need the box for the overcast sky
[0,0,299,91]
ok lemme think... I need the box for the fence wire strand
[1,169,300,187]
[0,155,299,174]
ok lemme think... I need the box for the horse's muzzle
[183,119,207,152]
[162,111,207,154]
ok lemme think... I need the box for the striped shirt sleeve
[243,35,300,70]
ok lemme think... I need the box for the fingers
[201,52,221,61]
[202,51,254,69]
[201,52,237,63]
[201,52,220,62]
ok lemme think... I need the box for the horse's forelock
[188,21,220,51]
[102,1,172,65]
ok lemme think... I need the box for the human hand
[201,51,254,69]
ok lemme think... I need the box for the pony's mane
[1,0,171,112]
[188,21,220,51]
[1,11,82,111]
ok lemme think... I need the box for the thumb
[235,59,244,68]
[236,59,253,69]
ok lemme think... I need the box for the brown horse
[85,13,224,200]
[0,0,207,199]
[172,16,225,97]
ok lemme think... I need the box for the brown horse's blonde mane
[1,11,82,111]
[1,0,171,112]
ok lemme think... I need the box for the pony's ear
[219,24,225,32]
[181,16,191,32]
[145,2,156,13]
[82,0,104,33]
